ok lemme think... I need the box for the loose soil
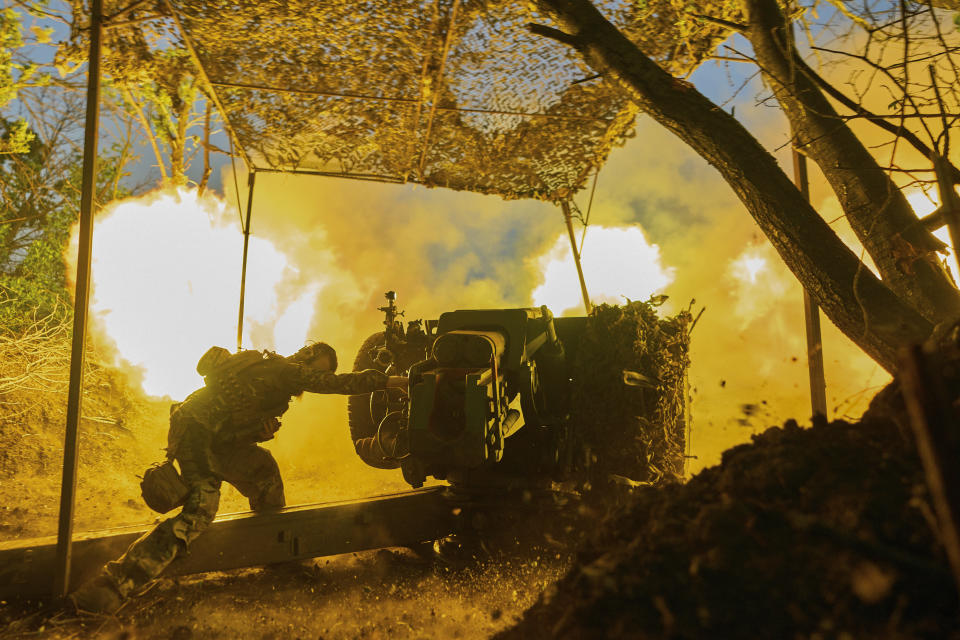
[1,549,569,640]
[497,404,959,639]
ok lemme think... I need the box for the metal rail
[208,80,610,122]
[237,171,255,352]
[252,167,406,184]
[404,0,443,179]
[209,80,420,104]
[416,0,461,180]
[560,200,592,315]
[4,488,455,601]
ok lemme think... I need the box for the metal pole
[415,0,460,180]
[237,171,255,352]
[792,149,828,419]
[54,0,102,599]
[560,200,592,314]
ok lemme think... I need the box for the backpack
[197,346,265,381]
[199,348,279,404]
[196,347,291,442]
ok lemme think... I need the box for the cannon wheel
[346,331,389,447]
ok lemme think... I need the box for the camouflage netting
[571,300,691,487]
[66,0,741,201]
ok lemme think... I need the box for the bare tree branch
[533,0,935,372]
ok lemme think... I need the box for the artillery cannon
[349,293,589,493]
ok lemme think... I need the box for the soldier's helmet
[288,342,338,372]
[196,346,231,376]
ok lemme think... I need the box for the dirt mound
[498,410,958,639]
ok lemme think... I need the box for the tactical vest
[170,349,295,453]
[206,350,292,428]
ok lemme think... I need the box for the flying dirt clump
[497,405,958,638]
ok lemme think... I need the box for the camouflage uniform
[99,352,388,601]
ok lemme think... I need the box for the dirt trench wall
[0,323,168,540]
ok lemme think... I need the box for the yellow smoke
[50,6,960,530]
[904,189,959,284]
[227,114,888,483]
[77,44,953,496]
[531,225,674,315]
[75,187,320,400]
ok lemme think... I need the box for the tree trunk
[743,0,960,323]
[170,96,189,187]
[122,85,168,182]
[532,0,934,372]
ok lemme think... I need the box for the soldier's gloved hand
[259,417,281,439]
[386,376,409,395]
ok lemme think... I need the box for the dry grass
[0,309,169,540]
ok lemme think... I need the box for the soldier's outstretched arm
[293,366,391,395]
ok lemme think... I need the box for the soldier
[70,341,407,614]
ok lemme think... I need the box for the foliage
[0,8,36,154]
[0,8,24,106]
[0,4,144,335]
[60,1,209,186]
[0,118,34,155]
[0,116,131,334]
[570,299,691,487]
[0,304,167,540]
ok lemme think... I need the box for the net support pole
[237,170,256,352]
[792,149,827,420]
[560,200,591,315]
[53,0,103,599]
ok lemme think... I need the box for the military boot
[70,575,124,615]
